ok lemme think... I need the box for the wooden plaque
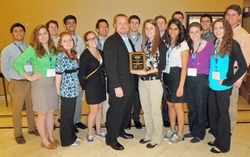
[129,52,146,71]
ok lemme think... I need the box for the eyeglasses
[66,22,76,26]
[87,37,97,42]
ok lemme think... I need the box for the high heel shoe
[51,139,60,146]
[41,142,57,149]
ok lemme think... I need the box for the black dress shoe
[210,148,222,153]
[126,121,131,130]
[134,120,142,129]
[163,120,170,128]
[15,135,26,144]
[110,142,124,151]
[75,122,87,129]
[74,126,79,133]
[207,141,216,146]
[120,133,134,139]
[139,138,150,144]
[146,143,157,149]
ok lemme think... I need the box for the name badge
[47,69,55,77]
[212,71,220,80]
[187,68,197,76]
[24,65,33,72]
[165,66,170,74]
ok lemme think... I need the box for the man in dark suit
[104,14,135,151]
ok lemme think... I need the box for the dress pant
[74,91,83,124]
[8,80,36,137]
[139,79,163,144]
[208,88,231,152]
[185,75,208,139]
[105,92,133,144]
[60,97,77,146]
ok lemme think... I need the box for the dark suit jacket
[104,32,135,96]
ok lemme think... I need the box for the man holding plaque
[104,14,135,151]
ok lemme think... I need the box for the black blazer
[104,32,135,96]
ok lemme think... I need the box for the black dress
[78,49,106,104]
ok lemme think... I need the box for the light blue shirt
[73,33,84,59]
[97,37,107,51]
[1,41,32,82]
[122,35,133,52]
[127,32,142,52]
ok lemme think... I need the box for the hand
[56,88,60,95]
[28,72,42,81]
[233,81,242,88]
[218,80,223,85]
[176,87,183,97]
[130,70,147,75]
[115,87,123,98]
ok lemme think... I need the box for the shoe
[126,121,131,130]
[120,133,134,139]
[41,142,57,149]
[28,129,39,136]
[87,135,94,143]
[167,134,184,144]
[95,132,106,139]
[74,126,79,133]
[134,120,142,129]
[190,137,200,143]
[146,143,157,148]
[110,142,124,151]
[208,129,212,134]
[15,135,26,144]
[51,139,60,146]
[184,133,193,138]
[210,148,223,153]
[163,130,175,141]
[139,138,150,144]
[76,137,83,142]
[207,141,216,146]
[75,122,87,130]
[69,141,80,147]
[163,120,170,128]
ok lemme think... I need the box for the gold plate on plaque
[129,52,146,71]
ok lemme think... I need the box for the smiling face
[213,21,224,40]
[96,21,109,37]
[200,17,212,32]
[60,34,74,51]
[11,27,25,42]
[156,18,166,32]
[114,16,129,37]
[48,23,58,36]
[85,32,98,48]
[225,9,241,28]
[168,23,180,40]
[64,19,77,33]
[37,28,49,45]
[129,19,140,32]
[189,26,202,42]
[145,22,156,41]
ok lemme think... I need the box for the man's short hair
[200,14,213,23]
[10,23,26,33]
[225,4,242,15]
[172,11,184,19]
[154,15,167,23]
[96,19,109,29]
[63,15,77,24]
[129,15,141,24]
[113,14,127,23]
[46,20,59,28]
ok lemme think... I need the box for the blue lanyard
[191,40,202,66]
[14,42,25,53]
[98,37,103,49]
[133,34,141,47]
[48,53,52,68]
[166,46,174,65]
[214,40,220,71]
[204,32,211,40]
[74,35,78,49]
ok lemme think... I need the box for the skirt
[85,84,106,105]
[31,77,59,112]
[163,67,186,103]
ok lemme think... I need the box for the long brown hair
[212,18,233,57]
[58,32,78,60]
[32,25,58,57]
[142,19,161,56]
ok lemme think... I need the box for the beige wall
[0,0,243,50]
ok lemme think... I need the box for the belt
[140,76,160,81]
[12,79,30,82]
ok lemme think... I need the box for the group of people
[1,4,250,154]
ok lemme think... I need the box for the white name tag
[165,66,170,74]
[47,69,55,77]
[24,65,33,72]
[212,71,220,80]
[187,68,197,76]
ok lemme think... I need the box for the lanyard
[133,34,141,47]
[98,37,103,50]
[204,32,211,40]
[191,40,202,66]
[166,46,174,65]
[14,42,26,53]
[74,35,78,49]
[214,40,220,71]
[48,53,53,68]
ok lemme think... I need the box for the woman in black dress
[78,31,106,143]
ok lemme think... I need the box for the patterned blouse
[56,52,79,98]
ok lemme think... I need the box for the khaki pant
[9,80,36,137]
[139,79,163,144]
[229,87,239,133]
